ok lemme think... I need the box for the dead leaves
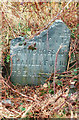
[1,1,78,119]
[1,78,78,118]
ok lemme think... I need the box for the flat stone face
[10,20,71,85]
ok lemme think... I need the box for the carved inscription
[10,20,71,85]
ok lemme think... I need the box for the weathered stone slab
[10,20,71,85]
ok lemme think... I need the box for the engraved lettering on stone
[10,20,71,85]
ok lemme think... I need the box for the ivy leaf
[77,35,79,39]
[74,79,77,81]
[57,80,63,86]
[63,109,66,114]
[19,43,23,46]
[71,33,75,39]
[3,59,6,62]
[72,69,77,75]
[48,82,50,88]
[49,89,54,94]
[7,55,10,63]
[29,112,32,115]
[68,93,71,97]
[25,28,31,32]
[72,27,77,31]
[0,42,4,45]
[9,27,11,30]
[19,41,23,46]
[18,23,22,29]
[21,107,26,111]
[76,23,79,27]
[74,69,77,72]
[20,103,23,105]
[27,28,31,31]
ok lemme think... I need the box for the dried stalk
[68,62,77,70]
[21,105,33,118]
[46,30,49,50]
[1,78,38,102]
[26,0,73,41]
[9,0,74,49]
[53,45,62,94]
[8,55,14,82]
[1,10,16,38]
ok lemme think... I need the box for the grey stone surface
[10,20,71,85]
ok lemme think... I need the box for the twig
[53,45,62,94]
[31,3,45,26]
[67,47,76,71]
[53,92,77,113]
[70,74,78,81]
[46,0,73,28]
[8,0,74,50]
[46,29,49,50]
[53,100,66,113]
[68,62,77,70]
[67,46,72,71]
[1,58,9,78]
[21,105,33,118]
[1,10,16,38]
[8,55,14,81]
[1,78,38,102]
[30,0,72,39]
[6,55,16,88]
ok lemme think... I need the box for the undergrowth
[0,1,78,119]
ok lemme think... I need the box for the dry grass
[0,1,78,119]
